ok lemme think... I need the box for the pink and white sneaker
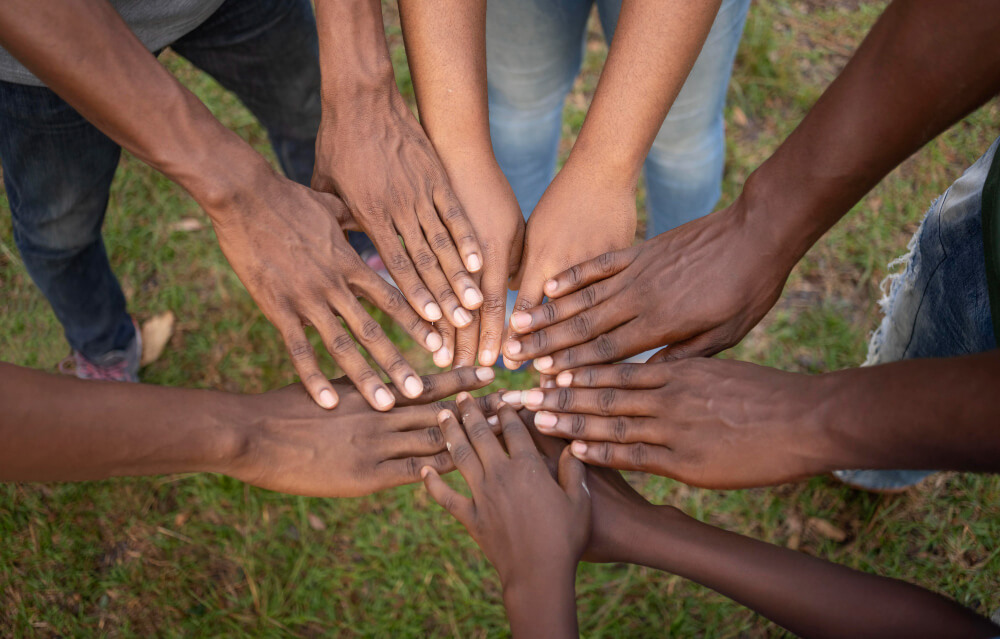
[58,319,142,383]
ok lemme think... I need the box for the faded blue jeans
[486,0,751,236]
[0,0,322,360]
[836,137,999,491]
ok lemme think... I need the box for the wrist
[316,0,396,109]
[560,148,641,193]
[177,133,277,218]
[502,562,578,635]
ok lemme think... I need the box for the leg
[486,0,593,219]
[169,0,321,186]
[597,0,750,237]
[837,137,1000,491]
[0,80,135,363]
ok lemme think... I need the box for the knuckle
[570,313,593,339]
[452,443,474,465]
[567,265,583,285]
[388,252,412,273]
[330,333,356,354]
[597,443,614,465]
[618,364,637,387]
[597,251,617,274]
[481,294,505,316]
[433,451,451,468]
[430,232,453,252]
[530,330,548,353]
[382,289,408,313]
[426,427,444,447]
[288,340,314,362]
[405,456,421,478]
[594,334,617,361]
[580,286,598,309]
[443,206,465,222]
[597,389,617,416]
[556,388,573,412]
[570,414,586,437]
[541,303,558,323]
[414,251,438,271]
[612,416,629,443]
[386,357,409,374]
[629,443,650,470]
[359,318,383,342]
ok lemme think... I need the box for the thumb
[558,447,590,506]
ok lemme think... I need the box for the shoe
[58,318,142,383]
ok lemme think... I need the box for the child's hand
[422,394,591,594]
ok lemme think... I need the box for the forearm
[315,0,397,112]
[502,568,579,639]
[621,506,998,638]
[0,0,270,213]
[0,363,246,482]
[398,0,495,169]
[744,0,1000,261]
[813,350,1000,473]
[565,0,721,186]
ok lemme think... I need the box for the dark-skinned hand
[227,367,496,497]
[313,89,484,330]
[211,171,442,411]
[506,198,794,374]
[502,359,827,489]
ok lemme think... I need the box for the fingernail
[500,390,521,406]
[534,411,558,429]
[468,253,482,272]
[534,356,554,372]
[453,307,473,326]
[556,371,573,387]
[425,303,443,321]
[506,340,521,356]
[375,387,394,409]
[456,391,471,402]
[521,389,544,408]
[479,349,495,366]
[438,409,452,422]
[463,288,483,308]
[475,367,495,382]
[403,376,423,398]
[433,347,452,368]
[542,378,556,389]
[426,332,443,351]
[571,441,588,456]
[545,280,558,295]
[319,389,337,409]
[420,466,431,478]
[511,312,531,330]
[487,415,499,426]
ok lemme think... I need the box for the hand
[506,196,796,374]
[422,395,590,591]
[436,158,525,368]
[503,168,636,369]
[505,359,832,489]
[226,366,496,497]
[210,169,443,411]
[313,89,484,329]
[520,414,663,564]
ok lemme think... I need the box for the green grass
[2,1,999,636]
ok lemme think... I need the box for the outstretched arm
[0,0,444,412]
[526,431,1000,639]
[506,350,1000,488]
[398,0,525,369]
[0,362,494,496]
[508,0,1000,371]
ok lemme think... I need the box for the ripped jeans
[836,137,999,491]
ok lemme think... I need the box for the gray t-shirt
[0,0,226,87]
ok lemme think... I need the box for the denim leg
[0,81,134,360]
[170,0,321,186]
[836,137,999,491]
[598,0,750,237]
[487,0,593,219]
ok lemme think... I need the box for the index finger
[393,366,495,407]
[438,408,484,486]
[433,186,482,275]
[275,315,338,410]
[457,391,505,468]
[542,247,639,299]
[496,403,538,459]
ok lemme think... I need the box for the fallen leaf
[174,512,190,527]
[732,105,749,128]
[170,218,204,232]
[807,517,847,542]
[307,513,326,531]
[140,311,175,366]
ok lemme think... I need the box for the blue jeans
[486,0,751,236]
[0,0,322,360]
[836,137,999,491]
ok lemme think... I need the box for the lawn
[2,1,999,637]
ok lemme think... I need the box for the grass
[2,0,1000,636]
